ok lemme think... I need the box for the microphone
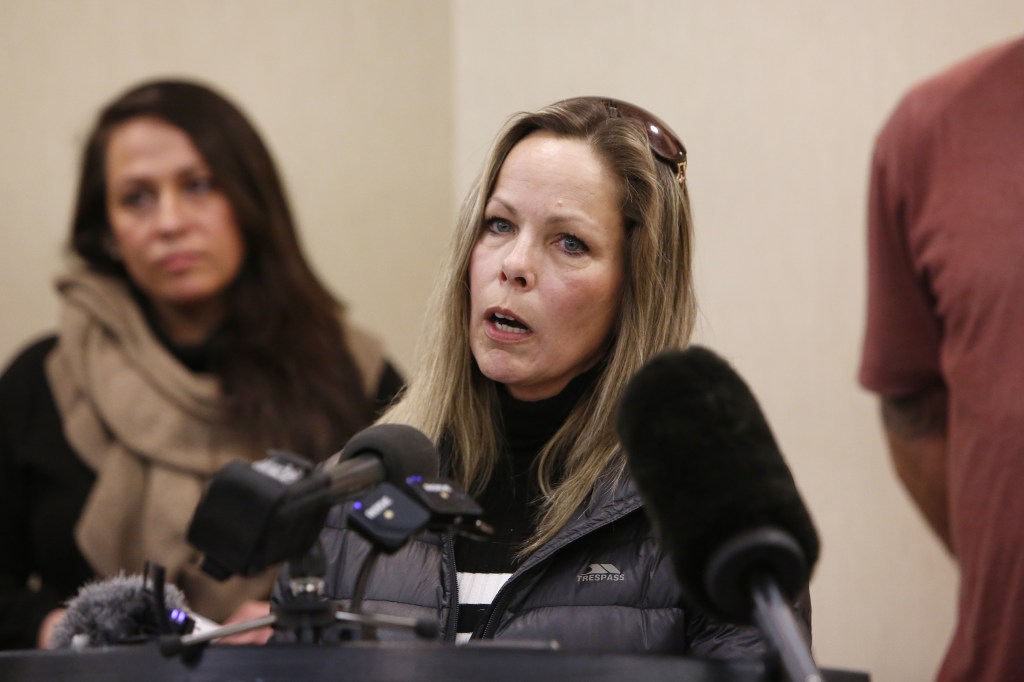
[616,346,822,681]
[50,573,194,649]
[188,424,440,579]
[320,423,442,498]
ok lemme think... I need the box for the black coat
[277,474,774,659]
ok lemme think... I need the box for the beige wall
[3,1,1024,680]
[0,0,453,374]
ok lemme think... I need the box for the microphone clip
[137,563,194,641]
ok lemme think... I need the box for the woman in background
[0,79,402,649]
[286,97,805,656]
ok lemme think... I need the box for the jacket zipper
[478,568,531,639]
[443,529,459,642]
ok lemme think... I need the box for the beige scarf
[45,266,386,621]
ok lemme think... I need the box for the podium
[0,641,869,681]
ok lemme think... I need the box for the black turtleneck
[453,366,600,638]
[135,292,219,374]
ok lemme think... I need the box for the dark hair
[70,79,374,459]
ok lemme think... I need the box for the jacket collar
[516,467,644,573]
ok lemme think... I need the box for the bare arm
[214,600,273,645]
[879,389,953,554]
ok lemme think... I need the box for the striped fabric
[455,571,512,643]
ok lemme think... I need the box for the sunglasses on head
[603,99,687,185]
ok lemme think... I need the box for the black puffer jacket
[277,473,781,660]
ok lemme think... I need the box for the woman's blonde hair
[384,97,695,554]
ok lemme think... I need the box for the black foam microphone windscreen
[616,346,819,624]
[331,423,440,485]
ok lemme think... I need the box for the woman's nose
[500,240,536,289]
[154,190,187,235]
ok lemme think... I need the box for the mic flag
[349,483,432,552]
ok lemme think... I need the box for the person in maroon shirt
[860,36,1024,681]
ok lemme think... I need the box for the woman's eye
[485,217,514,234]
[560,234,588,255]
[119,188,154,209]
[184,176,214,194]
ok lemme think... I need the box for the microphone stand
[159,544,437,657]
[705,527,823,682]
[166,476,487,657]
[350,547,382,640]
[749,576,822,682]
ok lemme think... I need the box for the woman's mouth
[160,251,200,273]
[491,311,532,334]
